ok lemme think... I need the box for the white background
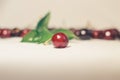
[0,38,120,79]
[0,0,120,29]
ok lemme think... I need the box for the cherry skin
[74,30,80,37]
[52,33,69,48]
[0,29,11,38]
[92,30,104,39]
[11,28,21,37]
[20,29,31,37]
[103,29,115,40]
[110,29,119,39]
[103,29,119,40]
[79,29,92,40]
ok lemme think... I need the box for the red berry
[103,29,119,40]
[52,33,69,48]
[0,29,11,38]
[92,30,104,39]
[104,30,114,40]
[20,29,31,37]
[74,30,80,36]
[111,29,119,39]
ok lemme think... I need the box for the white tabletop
[0,38,120,80]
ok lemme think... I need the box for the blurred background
[0,1,120,80]
[0,0,120,29]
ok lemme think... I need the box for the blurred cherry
[92,30,104,39]
[0,29,11,38]
[78,29,92,40]
[11,28,21,37]
[20,29,31,37]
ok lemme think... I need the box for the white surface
[0,38,120,80]
[0,0,120,29]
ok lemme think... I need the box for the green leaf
[21,12,53,44]
[34,28,53,44]
[35,12,53,44]
[51,29,77,40]
[36,12,51,33]
[21,30,37,42]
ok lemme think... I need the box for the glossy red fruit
[92,30,104,39]
[20,29,31,37]
[104,29,119,40]
[104,30,113,40]
[52,33,69,48]
[0,29,11,38]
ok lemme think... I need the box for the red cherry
[74,30,80,36]
[92,30,104,39]
[52,33,69,48]
[0,29,11,38]
[110,29,119,39]
[103,29,119,40]
[20,29,31,37]
[104,29,115,40]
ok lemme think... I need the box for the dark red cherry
[20,29,31,37]
[92,30,104,39]
[118,30,120,39]
[74,30,80,37]
[110,29,119,39]
[79,29,92,40]
[52,33,69,48]
[103,29,115,40]
[103,29,119,40]
[11,28,21,37]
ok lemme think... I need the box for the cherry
[11,28,21,37]
[52,33,69,48]
[92,30,104,39]
[104,30,113,40]
[103,29,119,40]
[111,29,119,39]
[103,29,115,40]
[0,29,11,38]
[74,30,80,37]
[78,29,92,40]
[20,29,31,37]
[118,30,120,39]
